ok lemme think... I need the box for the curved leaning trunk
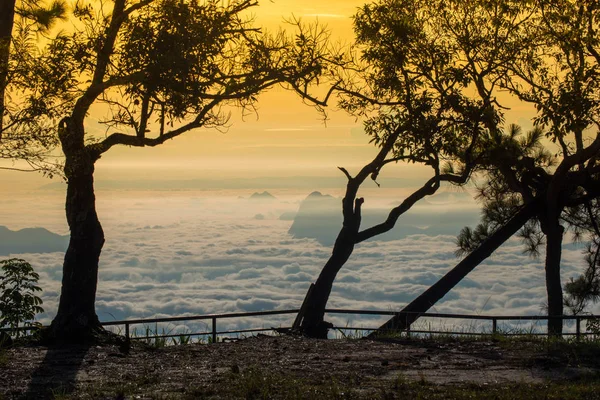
[298,229,356,338]
[545,223,564,336]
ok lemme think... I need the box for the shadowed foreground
[2,336,600,399]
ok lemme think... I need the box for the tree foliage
[14,0,333,155]
[14,0,339,340]
[456,124,555,257]
[337,0,539,182]
[441,0,600,321]
[0,0,67,175]
[0,258,43,337]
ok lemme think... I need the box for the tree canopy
[8,0,338,341]
[314,0,600,336]
[443,0,600,331]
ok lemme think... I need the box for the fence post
[125,323,130,343]
[212,317,217,344]
[492,318,497,335]
[576,317,581,341]
[406,323,411,339]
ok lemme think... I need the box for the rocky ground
[2,335,600,399]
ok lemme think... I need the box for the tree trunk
[545,222,564,336]
[299,196,363,339]
[48,120,105,342]
[0,0,17,136]
[370,199,539,336]
[299,228,356,338]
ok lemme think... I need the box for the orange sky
[2,0,380,190]
[1,0,537,191]
[94,0,375,178]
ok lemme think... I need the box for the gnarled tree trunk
[299,228,357,338]
[295,163,469,338]
[48,119,105,341]
[299,198,363,338]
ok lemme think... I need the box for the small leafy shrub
[0,258,44,338]
[586,318,600,341]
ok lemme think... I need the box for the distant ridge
[288,192,341,245]
[0,226,68,256]
[288,191,480,245]
[249,191,276,201]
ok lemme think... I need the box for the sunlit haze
[2,0,593,336]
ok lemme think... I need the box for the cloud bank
[2,188,594,336]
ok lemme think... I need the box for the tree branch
[91,98,221,156]
[290,80,341,107]
[550,133,600,208]
[355,171,470,243]
[338,166,352,181]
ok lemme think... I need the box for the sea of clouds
[1,185,595,337]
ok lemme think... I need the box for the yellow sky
[96,0,376,180]
[3,0,390,190]
[1,0,537,191]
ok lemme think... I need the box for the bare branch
[0,166,40,172]
[290,80,341,107]
[338,166,352,181]
[356,171,471,243]
[91,98,221,156]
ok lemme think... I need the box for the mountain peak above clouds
[249,191,277,201]
[0,226,68,255]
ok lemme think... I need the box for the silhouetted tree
[13,0,334,341]
[294,0,525,338]
[1,0,66,173]
[371,124,549,334]
[376,0,600,336]
[455,1,600,335]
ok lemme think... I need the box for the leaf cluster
[455,124,555,256]
[116,0,265,122]
[1,1,68,174]
[0,258,44,337]
[15,0,68,34]
[338,0,533,176]
[504,0,600,156]
[9,0,338,157]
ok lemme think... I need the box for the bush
[0,258,44,338]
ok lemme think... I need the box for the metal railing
[101,309,300,343]
[325,310,600,339]
[2,309,600,342]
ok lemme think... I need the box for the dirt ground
[2,335,600,399]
